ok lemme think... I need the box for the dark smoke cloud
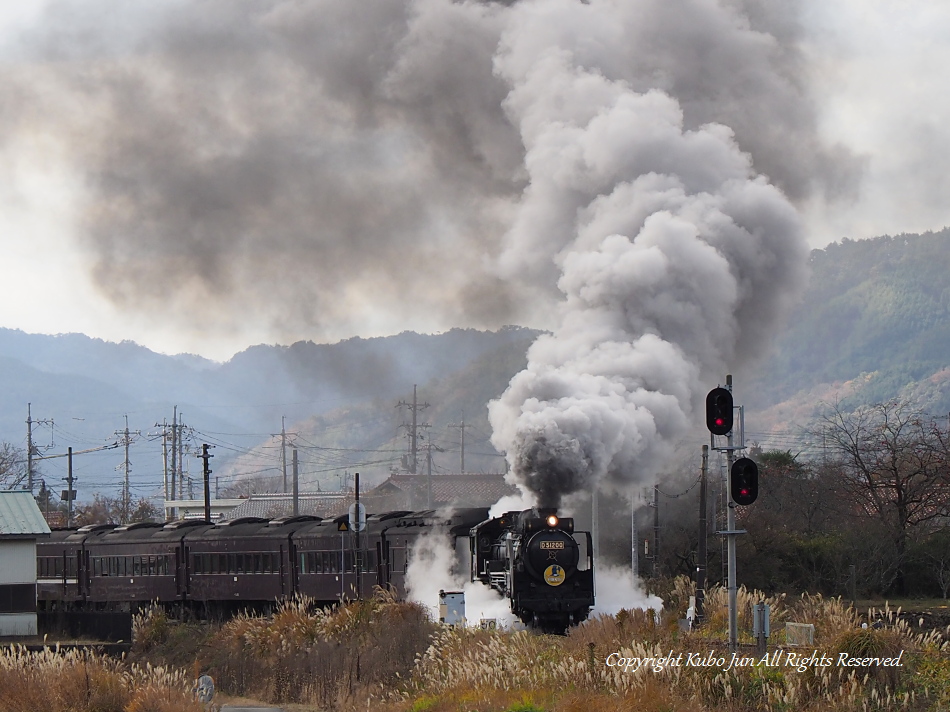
[0,0,854,349]
[488,0,810,507]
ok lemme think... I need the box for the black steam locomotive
[471,508,594,634]
[36,507,594,635]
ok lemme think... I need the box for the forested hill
[4,229,950,497]
[746,228,950,422]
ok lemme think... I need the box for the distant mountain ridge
[4,228,950,499]
[747,227,950,440]
[0,326,539,497]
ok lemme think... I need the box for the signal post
[705,375,758,651]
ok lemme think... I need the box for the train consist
[36,507,595,634]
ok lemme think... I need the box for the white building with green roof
[0,491,51,637]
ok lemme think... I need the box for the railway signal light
[705,387,734,435]
[730,457,759,506]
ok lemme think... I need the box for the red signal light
[706,388,734,436]
[730,458,759,506]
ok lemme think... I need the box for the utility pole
[449,414,470,473]
[592,488,600,562]
[177,414,185,501]
[159,419,169,519]
[26,403,53,493]
[115,415,141,524]
[423,442,444,508]
[170,406,178,512]
[197,444,213,522]
[355,472,361,601]
[292,448,299,517]
[696,445,709,625]
[653,484,660,577]
[33,443,117,526]
[66,447,74,527]
[396,386,429,474]
[281,416,288,493]
[630,489,639,577]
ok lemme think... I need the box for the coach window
[391,547,406,573]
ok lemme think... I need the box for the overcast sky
[0,0,946,361]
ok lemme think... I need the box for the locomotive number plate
[539,541,565,550]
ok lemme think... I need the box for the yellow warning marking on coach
[544,564,565,586]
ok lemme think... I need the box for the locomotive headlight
[546,514,559,528]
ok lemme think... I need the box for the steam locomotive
[471,508,594,634]
[36,507,594,635]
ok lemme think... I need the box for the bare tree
[74,493,160,526]
[816,401,950,593]
[0,442,28,489]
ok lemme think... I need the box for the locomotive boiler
[471,508,594,634]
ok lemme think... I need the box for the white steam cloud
[488,1,809,506]
[405,521,518,628]
[405,521,664,623]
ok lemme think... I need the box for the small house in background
[220,492,351,521]
[362,473,517,512]
[0,491,51,637]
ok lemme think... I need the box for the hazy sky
[0,0,945,361]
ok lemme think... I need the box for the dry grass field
[3,578,950,712]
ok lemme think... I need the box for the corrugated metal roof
[222,494,351,521]
[0,491,52,537]
[364,474,517,509]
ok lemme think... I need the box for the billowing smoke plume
[488,1,810,507]
[0,0,849,348]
